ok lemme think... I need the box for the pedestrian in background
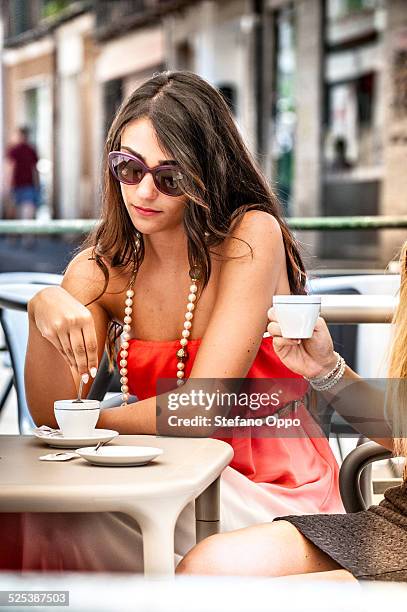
[5,126,40,221]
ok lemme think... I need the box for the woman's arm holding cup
[267,308,393,451]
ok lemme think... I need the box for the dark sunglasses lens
[155,169,184,196]
[110,154,144,184]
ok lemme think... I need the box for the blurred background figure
[4,126,40,222]
[331,137,353,172]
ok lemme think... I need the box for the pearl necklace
[119,266,201,406]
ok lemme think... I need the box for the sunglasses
[108,151,184,197]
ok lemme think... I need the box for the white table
[0,435,233,576]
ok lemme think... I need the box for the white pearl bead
[120,349,128,358]
[120,376,128,384]
[124,315,132,324]
[182,329,190,338]
[190,284,198,293]
[177,370,184,379]
[123,324,131,332]
[177,362,185,370]
[122,393,129,402]
[125,298,133,307]
[126,290,134,297]
[120,368,128,376]
[122,341,129,350]
[188,293,196,302]
[122,332,130,341]
[125,307,132,315]
[185,312,193,321]
[184,321,192,330]
[121,385,129,393]
[180,338,188,347]
[120,359,127,367]
[187,303,195,312]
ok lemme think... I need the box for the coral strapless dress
[126,335,343,510]
[2,337,344,572]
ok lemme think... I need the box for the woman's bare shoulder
[223,210,285,259]
[232,209,283,235]
[62,247,128,306]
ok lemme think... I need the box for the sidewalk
[0,236,80,274]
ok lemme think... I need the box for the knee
[176,534,229,576]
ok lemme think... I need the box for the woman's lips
[132,205,162,217]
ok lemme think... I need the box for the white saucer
[76,445,163,466]
[33,428,119,448]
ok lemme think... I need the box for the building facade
[1,0,406,266]
[261,0,407,265]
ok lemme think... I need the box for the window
[323,0,384,170]
[103,79,123,138]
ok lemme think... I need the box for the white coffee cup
[54,400,101,438]
[272,295,321,339]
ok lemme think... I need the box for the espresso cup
[272,295,321,339]
[54,400,101,438]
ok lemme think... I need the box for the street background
[0,0,406,273]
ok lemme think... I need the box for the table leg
[132,505,181,577]
[143,521,175,576]
[195,476,220,543]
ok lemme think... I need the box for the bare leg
[176,520,353,579]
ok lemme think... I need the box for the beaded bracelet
[307,352,341,384]
[306,352,346,391]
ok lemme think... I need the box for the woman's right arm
[267,308,394,451]
[25,249,110,427]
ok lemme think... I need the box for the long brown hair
[388,241,407,479]
[83,70,307,357]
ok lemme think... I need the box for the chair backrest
[0,307,35,433]
[339,440,393,512]
[0,280,62,433]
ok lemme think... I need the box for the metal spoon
[94,440,107,453]
[72,376,86,403]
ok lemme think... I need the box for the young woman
[176,242,407,582]
[3,71,343,571]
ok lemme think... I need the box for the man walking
[5,126,40,221]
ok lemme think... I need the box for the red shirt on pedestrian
[6,143,38,188]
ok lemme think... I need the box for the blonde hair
[387,240,407,478]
